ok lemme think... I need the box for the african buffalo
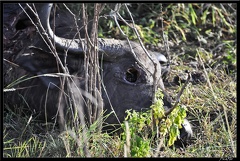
[3,3,192,141]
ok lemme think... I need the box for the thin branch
[110,4,160,105]
[164,72,191,117]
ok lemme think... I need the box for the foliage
[150,89,187,147]
[120,110,152,157]
[120,88,187,157]
[3,2,236,158]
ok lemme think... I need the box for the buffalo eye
[125,67,139,83]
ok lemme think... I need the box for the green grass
[3,3,236,158]
[3,68,236,157]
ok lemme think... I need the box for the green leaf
[188,4,198,25]
[201,8,210,24]
[168,124,180,146]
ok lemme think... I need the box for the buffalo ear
[15,47,61,89]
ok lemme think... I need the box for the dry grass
[3,65,236,157]
[3,3,236,158]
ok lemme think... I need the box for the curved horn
[37,3,128,59]
[37,3,83,53]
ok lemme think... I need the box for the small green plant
[150,89,187,147]
[222,40,236,65]
[121,109,152,157]
[121,88,187,157]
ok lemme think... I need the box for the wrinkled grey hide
[3,4,192,141]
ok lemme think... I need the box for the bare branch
[164,72,191,117]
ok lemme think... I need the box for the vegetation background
[3,3,236,158]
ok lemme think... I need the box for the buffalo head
[4,3,172,129]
